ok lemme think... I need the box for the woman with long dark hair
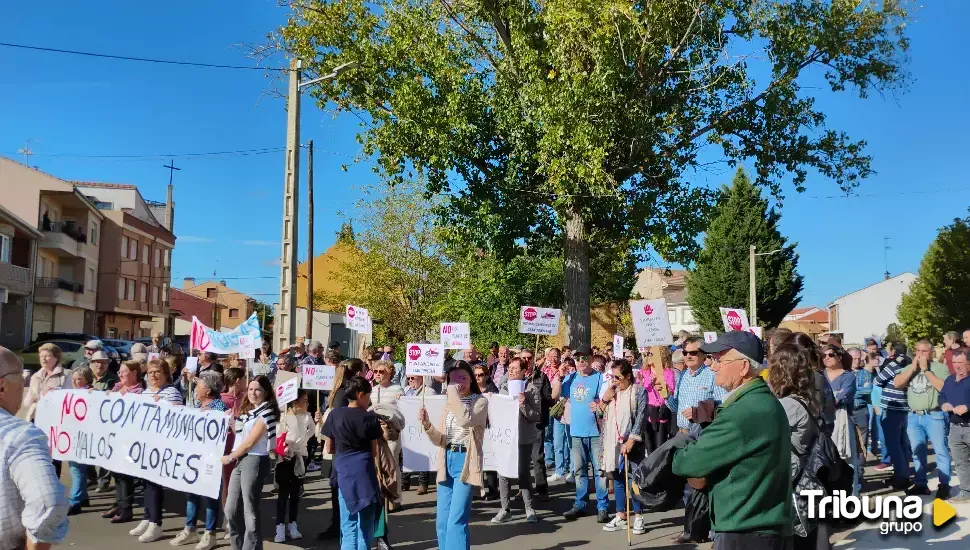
[419,361,488,550]
[222,375,279,550]
[786,332,836,434]
[768,343,830,550]
[316,358,365,541]
[821,344,859,493]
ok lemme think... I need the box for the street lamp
[749,245,782,327]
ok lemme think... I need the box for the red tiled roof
[789,307,816,315]
[800,310,830,323]
[170,288,217,324]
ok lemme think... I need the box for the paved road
[58,455,970,549]
[60,472,712,550]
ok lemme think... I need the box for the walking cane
[625,464,632,546]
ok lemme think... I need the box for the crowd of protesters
[4,323,970,550]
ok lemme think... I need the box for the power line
[6,147,286,161]
[0,42,287,71]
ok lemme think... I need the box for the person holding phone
[418,361,488,550]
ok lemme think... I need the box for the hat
[90,350,110,362]
[84,340,103,350]
[700,330,765,364]
[574,346,593,356]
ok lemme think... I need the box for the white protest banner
[35,390,228,499]
[518,306,561,336]
[748,326,764,339]
[302,365,336,391]
[399,395,519,478]
[405,343,445,377]
[440,323,471,350]
[612,334,624,358]
[345,305,371,333]
[481,394,519,478]
[184,357,200,375]
[719,307,750,332]
[703,332,718,344]
[275,376,300,408]
[630,298,674,347]
[190,313,261,355]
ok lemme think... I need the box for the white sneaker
[287,522,302,540]
[306,462,322,472]
[139,523,164,543]
[547,473,563,483]
[603,516,627,532]
[565,473,575,483]
[631,515,647,535]
[170,528,198,546]
[129,520,151,537]
[195,532,217,550]
[274,524,286,543]
[491,509,511,524]
[525,508,538,523]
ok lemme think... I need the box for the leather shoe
[101,507,119,519]
[109,510,133,524]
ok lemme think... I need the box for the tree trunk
[563,205,591,349]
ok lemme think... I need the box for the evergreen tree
[686,168,803,331]
[897,211,970,342]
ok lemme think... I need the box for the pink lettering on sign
[49,425,71,455]
[643,304,654,316]
[442,325,452,334]
[523,308,538,321]
[726,310,743,331]
[425,348,440,357]
[408,346,422,361]
[60,392,88,423]
[277,385,285,397]
[347,306,356,319]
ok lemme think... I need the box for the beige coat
[21,365,73,421]
[424,391,488,487]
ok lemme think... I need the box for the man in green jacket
[672,330,793,550]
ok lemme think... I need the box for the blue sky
[1,1,968,310]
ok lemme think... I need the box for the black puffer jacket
[630,432,695,511]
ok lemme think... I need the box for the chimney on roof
[183,277,195,289]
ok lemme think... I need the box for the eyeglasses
[475,373,487,378]
[576,355,589,361]
[823,352,839,359]
[373,370,389,375]
[684,350,702,356]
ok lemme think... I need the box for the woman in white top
[274,389,313,543]
[129,358,184,543]
[222,375,279,550]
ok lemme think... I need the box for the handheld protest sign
[439,322,470,350]
[719,307,750,332]
[630,298,674,347]
[405,343,445,377]
[518,306,561,336]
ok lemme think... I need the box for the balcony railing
[0,262,32,294]
[41,220,87,243]
[35,277,84,293]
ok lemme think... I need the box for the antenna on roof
[18,139,34,167]
[883,237,891,280]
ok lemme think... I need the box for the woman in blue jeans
[321,375,383,550]
[67,367,94,516]
[420,361,488,550]
[171,371,227,549]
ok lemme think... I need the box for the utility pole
[749,245,757,327]
[306,140,314,341]
[278,59,302,352]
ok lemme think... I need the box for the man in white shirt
[0,347,69,550]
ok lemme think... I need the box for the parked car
[32,332,99,346]
[101,339,135,360]
[15,340,85,372]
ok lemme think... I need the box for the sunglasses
[373,370,390,375]
[684,350,702,356]
[475,373,487,377]
[576,355,589,361]
[823,352,839,359]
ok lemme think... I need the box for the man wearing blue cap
[671,330,793,550]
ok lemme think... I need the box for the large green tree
[277,0,910,348]
[686,168,803,331]
[897,211,970,342]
